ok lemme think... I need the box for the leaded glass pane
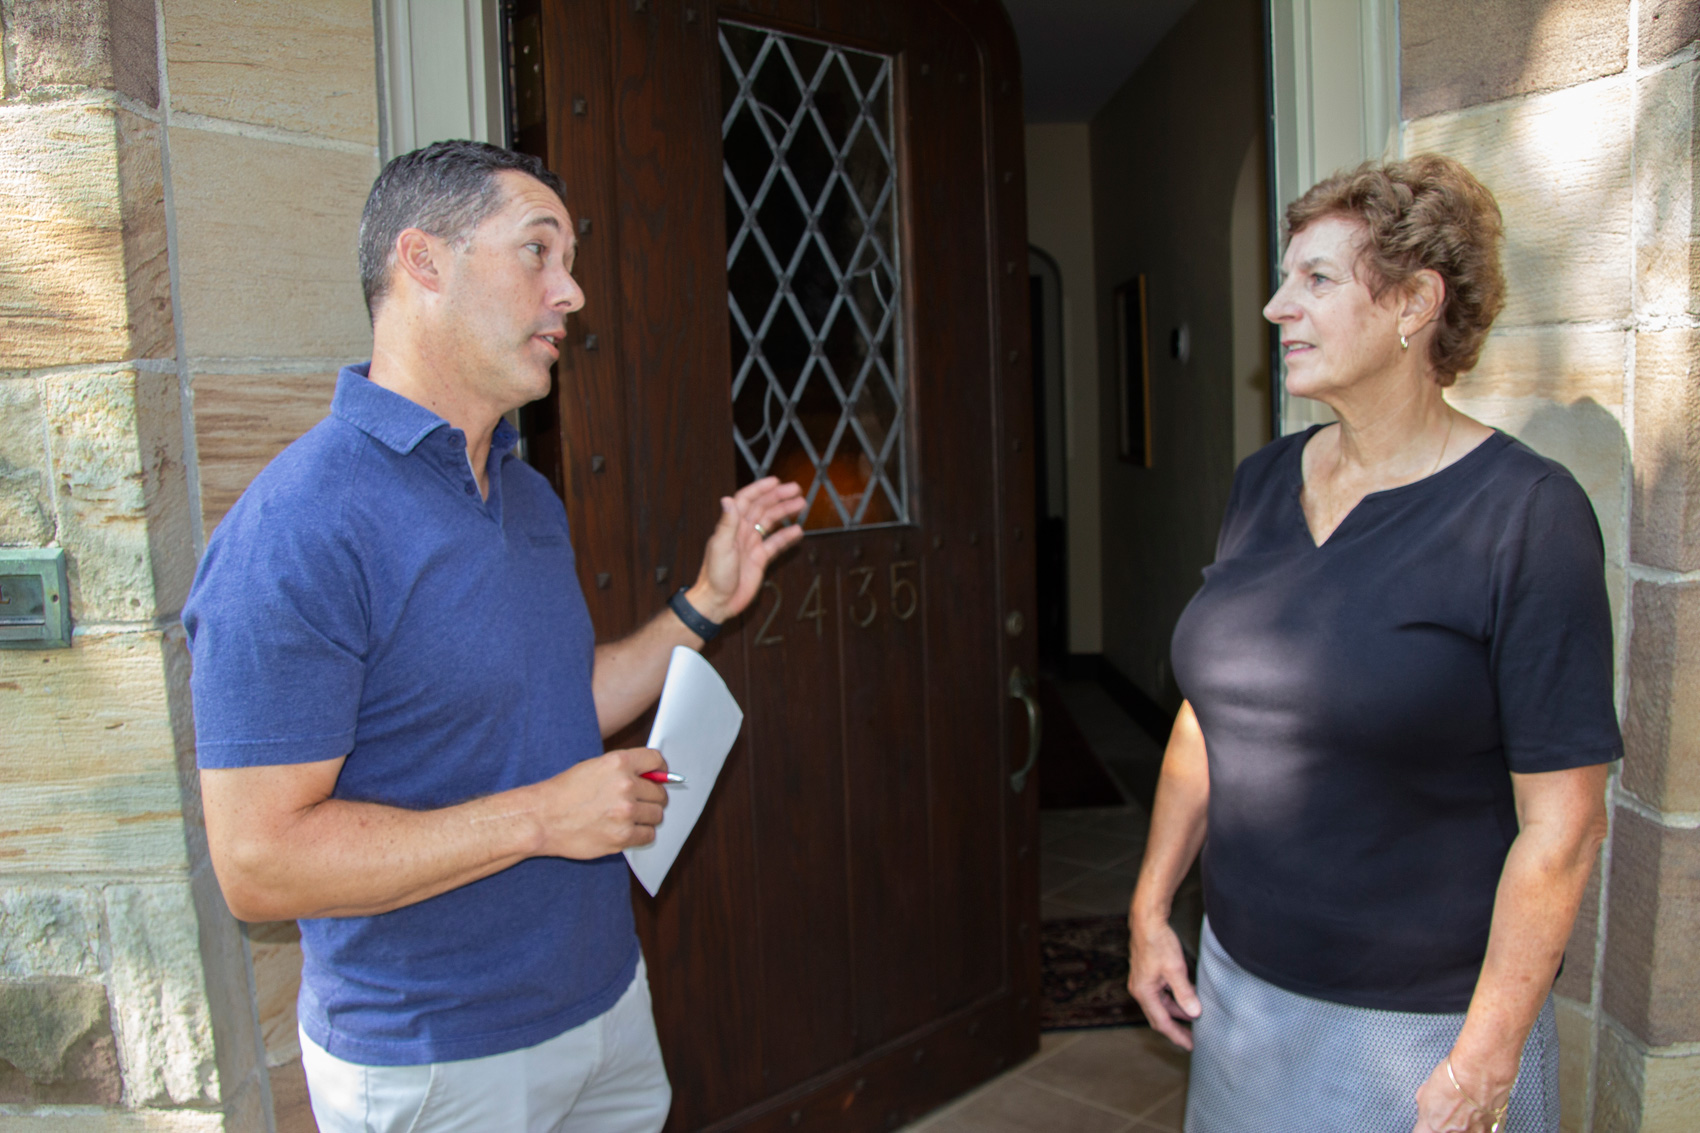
[721,21,908,531]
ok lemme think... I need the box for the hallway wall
[1025,124,1103,655]
[1089,0,1264,707]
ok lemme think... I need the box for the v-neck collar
[1290,423,1513,549]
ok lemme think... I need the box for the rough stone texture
[1593,1020,1645,1133]
[0,104,171,370]
[2,0,160,105]
[1637,1050,1700,1133]
[1635,59,1698,322]
[1402,0,1629,120]
[117,110,175,362]
[0,887,102,978]
[1601,807,1700,1045]
[188,864,265,1120]
[0,1110,229,1131]
[1555,995,1591,1133]
[0,632,189,873]
[1405,79,1633,328]
[1640,0,1700,65]
[192,371,335,533]
[1594,1022,1700,1132]
[247,921,301,1065]
[43,369,194,623]
[1555,849,1602,1001]
[162,625,205,867]
[1453,326,1626,407]
[169,125,375,362]
[163,0,378,144]
[0,378,54,546]
[1622,578,1700,814]
[0,977,122,1104]
[1632,329,1700,574]
[104,883,220,1107]
[0,100,131,369]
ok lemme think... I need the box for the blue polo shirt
[184,365,637,1066]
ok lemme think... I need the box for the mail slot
[0,549,70,648]
[0,575,47,627]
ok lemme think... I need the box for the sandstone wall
[1402,1,1700,1129]
[0,0,377,1126]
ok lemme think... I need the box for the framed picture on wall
[1115,275,1153,466]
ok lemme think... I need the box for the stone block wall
[0,0,376,1127]
[1402,2,1700,1129]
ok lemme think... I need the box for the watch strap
[668,587,722,642]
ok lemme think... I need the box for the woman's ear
[1400,268,1447,339]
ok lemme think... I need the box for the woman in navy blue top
[1126,156,1620,1133]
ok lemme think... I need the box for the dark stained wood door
[519,1,1038,1128]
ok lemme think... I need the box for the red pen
[641,771,686,784]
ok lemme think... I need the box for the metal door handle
[1008,666,1041,793]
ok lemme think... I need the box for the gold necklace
[1427,410,1455,478]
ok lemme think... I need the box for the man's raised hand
[689,476,806,623]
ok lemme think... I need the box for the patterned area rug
[1041,916,1148,1031]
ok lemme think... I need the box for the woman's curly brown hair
[1285,154,1506,385]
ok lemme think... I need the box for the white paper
[623,646,744,897]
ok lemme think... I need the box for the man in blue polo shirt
[183,141,804,1132]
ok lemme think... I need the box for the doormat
[1041,916,1147,1031]
[1037,680,1126,810]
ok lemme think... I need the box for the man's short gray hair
[358,140,570,317]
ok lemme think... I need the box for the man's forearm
[202,747,666,922]
[204,770,544,921]
[591,585,716,737]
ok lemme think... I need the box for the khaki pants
[299,958,670,1133]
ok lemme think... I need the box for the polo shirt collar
[331,364,521,459]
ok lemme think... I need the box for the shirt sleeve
[184,493,369,769]
[1488,472,1622,773]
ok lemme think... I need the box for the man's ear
[1399,268,1446,339]
[393,228,447,296]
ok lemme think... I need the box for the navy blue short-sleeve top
[1170,425,1621,1012]
[184,367,637,1065]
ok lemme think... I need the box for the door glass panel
[721,21,908,530]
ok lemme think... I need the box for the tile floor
[902,1029,1187,1133]
[272,676,1178,1132]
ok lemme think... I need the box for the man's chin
[515,366,555,407]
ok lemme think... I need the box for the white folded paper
[623,646,744,897]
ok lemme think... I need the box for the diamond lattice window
[721,22,908,531]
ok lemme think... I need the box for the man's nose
[554,275,586,313]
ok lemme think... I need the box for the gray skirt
[1187,919,1558,1133]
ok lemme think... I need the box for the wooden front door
[516,1,1038,1127]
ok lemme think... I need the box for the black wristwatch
[668,587,722,642]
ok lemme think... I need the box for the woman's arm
[1127,700,1211,1049]
[1412,762,1611,1133]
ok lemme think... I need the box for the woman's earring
[1400,334,1410,351]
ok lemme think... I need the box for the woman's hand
[1412,1055,1513,1133]
[1126,700,1211,1051]
[1127,912,1201,1050]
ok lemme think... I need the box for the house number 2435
[755,561,919,646]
